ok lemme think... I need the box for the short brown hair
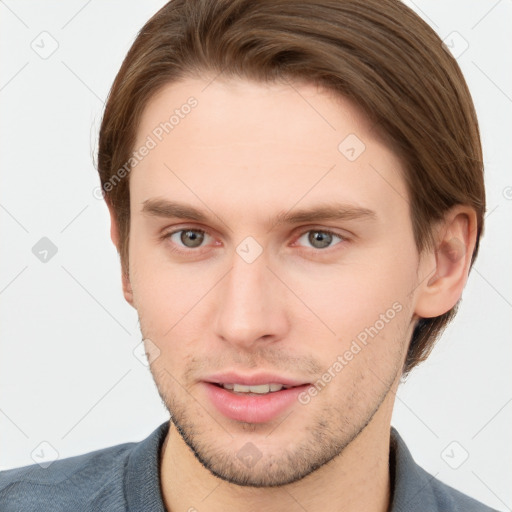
[97,0,485,374]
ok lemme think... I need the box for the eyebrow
[141,198,376,229]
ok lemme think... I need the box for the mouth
[210,382,298,394]
[202,375,312,423]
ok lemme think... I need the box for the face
[125,77,423,486]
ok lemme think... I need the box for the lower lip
[203,382,311,423]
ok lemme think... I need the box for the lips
[202,372,312,423]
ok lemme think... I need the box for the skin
[108,76,477,512]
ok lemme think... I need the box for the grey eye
[171,229,207,248]
[297,230,342,249]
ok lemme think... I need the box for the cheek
[281,251,417,379]
[338,268,414,380]
[288,251,416,336]
[335,276,410,338]
[313,292,412,410]
[128,232,221,336]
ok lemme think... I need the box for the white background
[0,1,510,510]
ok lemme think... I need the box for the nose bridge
[214,248,286,347]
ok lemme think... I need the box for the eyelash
[161,227,347,255]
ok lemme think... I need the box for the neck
[160,396,394,512]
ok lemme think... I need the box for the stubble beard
[150,363,397,488]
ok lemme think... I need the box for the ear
[414,206,478,319]
[106,199,135,308]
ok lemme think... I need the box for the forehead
[130,77,409,222]
[135,76,377,157]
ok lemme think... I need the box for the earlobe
[414,206,477,319]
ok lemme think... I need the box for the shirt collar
[125,421,169,512]
[389,426,440,511]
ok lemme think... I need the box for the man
[0,0,499,510]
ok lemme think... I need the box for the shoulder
[412,460,497,512]
[426,469,499,512]
[390,428,499,512]
[0,439,136,512]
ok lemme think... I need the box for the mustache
[182,349,324,382]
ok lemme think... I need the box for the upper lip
[204,371,309,387]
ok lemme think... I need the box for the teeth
[234,384,251,392]
[221,383,286,394]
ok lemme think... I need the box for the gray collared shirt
[0,422,499,511]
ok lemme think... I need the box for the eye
[167,228,211,249]
[295,229,344,250]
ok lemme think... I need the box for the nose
[213,249,289,350]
